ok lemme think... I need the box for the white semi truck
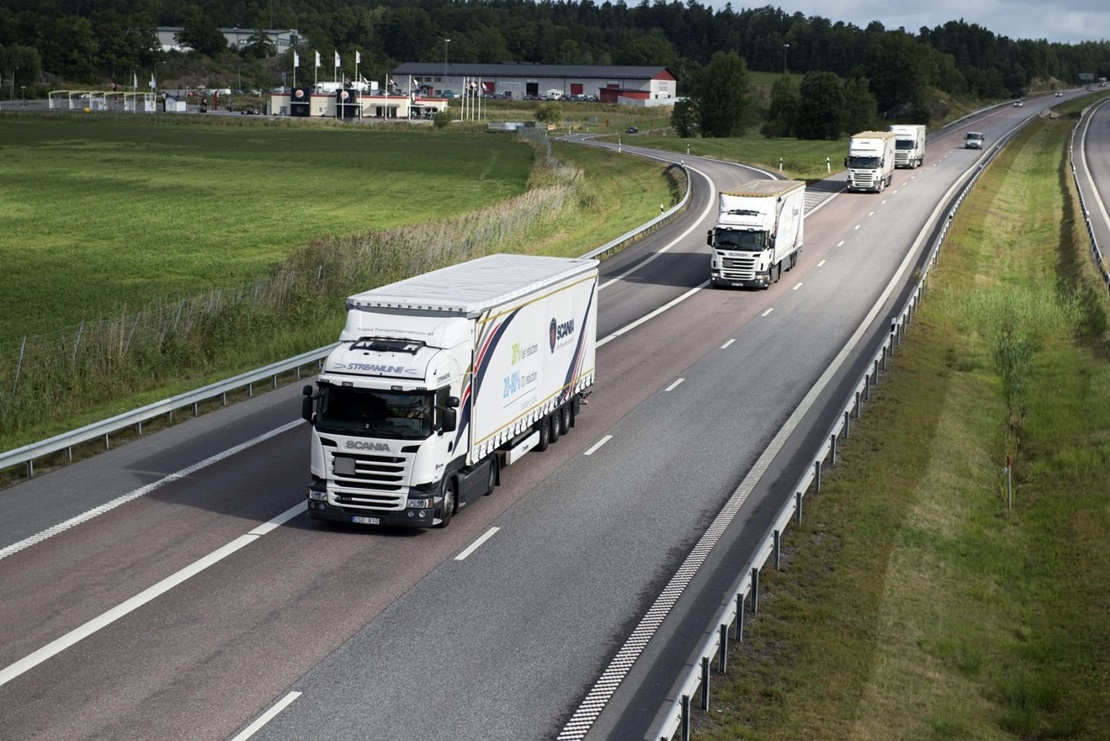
[707,179,805,289]
[889,124,926,168]
[845,130,897,192]
[301,253,599,528]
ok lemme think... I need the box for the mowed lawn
[0,118,534,342]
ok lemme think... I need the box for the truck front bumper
[307,480,440,528]
[711,271,770,289]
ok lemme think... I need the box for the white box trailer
[845,130,897,192]
[708,179,805,288]
[890,124,926,168]
[302,253,599,528]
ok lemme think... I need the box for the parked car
[241,107,260,115]
[626,126,639,134]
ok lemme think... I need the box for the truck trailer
[301,253,599,529]
[707,179,805,289]
[845,130,897,192]
[889,124,926,168]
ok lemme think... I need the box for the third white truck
[889,124,926,168]
[301,253,598,529]
[707,179,805,288]
[845,130,897,192]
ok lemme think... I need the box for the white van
[965,131,985,150]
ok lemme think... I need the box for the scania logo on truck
[345,440,390,451]
[549,317,575,352]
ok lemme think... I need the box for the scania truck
[707,179,805,288]
[889,124,926,168]
[301,253,599,528]
[845,130,897,192]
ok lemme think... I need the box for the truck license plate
[351,515,380,525]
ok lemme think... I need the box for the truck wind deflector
[351,338,426,354]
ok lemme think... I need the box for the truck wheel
[536,416,550,451]
[435,478,457,528]
[549,412,561,443]
[485,456,498,496]
[558,405,572,436]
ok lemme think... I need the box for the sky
[709,0,1110,45]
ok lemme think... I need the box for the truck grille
[721,254,756,280]
[330,452,409,509]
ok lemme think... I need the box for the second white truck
[301,253,598,529]
[845,130,897,192]
[889,124,926,168]
[708,179,805,289]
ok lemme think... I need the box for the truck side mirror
[438,395,459,433]
[706,228,713,247]
[843,157,848,167]
[301,385,314,423]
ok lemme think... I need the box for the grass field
[0,116,534,342]
[0,114,681,449]
[693,108,1110,738]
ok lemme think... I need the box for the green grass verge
[693,112,1110,738]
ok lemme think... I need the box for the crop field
[0,117,534,343]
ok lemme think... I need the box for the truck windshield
[315,386,433,440]
[894,140,915,150]
[847,156,881,169]
[713,228,767,252]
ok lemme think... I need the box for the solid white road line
[0,420,304,562]
[0,501,306,689]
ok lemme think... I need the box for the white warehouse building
[391,62,678,107]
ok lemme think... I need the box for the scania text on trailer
[708,179,805,288]
[845,130,897,192]
[889,124,926,168]
[301,254,599,528]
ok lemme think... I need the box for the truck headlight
[308,488,327,501]
[407,497,435,510]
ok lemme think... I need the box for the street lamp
[783,44,789,74]
[444,38,450,94]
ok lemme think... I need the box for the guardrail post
[681,694,691,741]
[700,656,710,710]
[795,491,803,526]
[103,433,110,451]
[814,460,822,494]
[773,529,781,570]
[844,410,850,439]
[272,374,279,389]
[248,382,254,398]
[193,402,199,416]
[221,392,227,406]
[750,568,760,613]
[27,460,34,477]
[735,593,745,641]
[864,372,871,401]
[854,390,861,418]
[874,357,880,382]
[829,434,836,466]
[137,421,143,436]
[882,344,888,371]
[718,624,729,673]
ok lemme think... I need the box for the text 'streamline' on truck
[845,130,897,193]
[301,253,599,529]
[708,179,805,289]
[889,124,926,169]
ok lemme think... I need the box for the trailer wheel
[549,412,561,443]
[435,478,457,528]
[558,405,572,436]
[536,416,551,451]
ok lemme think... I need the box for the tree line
[2,0,1108,132]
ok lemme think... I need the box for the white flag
[132,71,137,89]
[149,73,156,89]
[355,51,361,64]
[334,51,340,67]
[293,50,299,68]
[315,51,321,68]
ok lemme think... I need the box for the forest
[2,0,1109,127]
